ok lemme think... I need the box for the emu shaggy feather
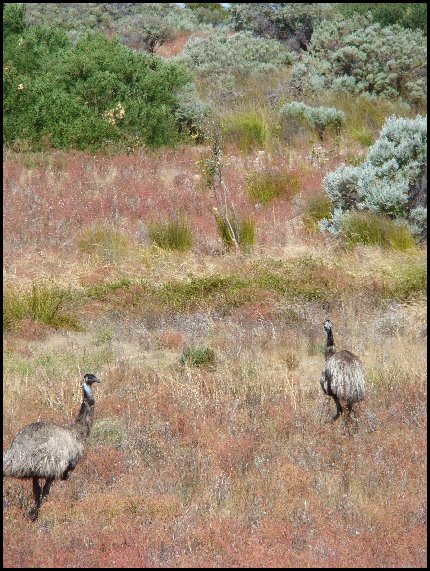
[3,422,86,480]
[320,321,365,420]
[3,374,100,520]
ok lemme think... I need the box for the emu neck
[325,329,336,359]
[74,384,95,439]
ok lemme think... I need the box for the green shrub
[77,224,129,263]
[303,194,333,233]
[182,31,293,83]
[214,209,256,253]
[222,111,267,153]
[291,16,427,105]
[351,128,373,147]
[148,216,193,252]
[180,346,216,368]
[341,211,417,250]
[321,115,427,236]
[228,3,335,48]
[336,3,427,33]
[247,170,300,205]
[279,102,345,140]
[3,11,193,151]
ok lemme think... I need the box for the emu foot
[29,506,40,522]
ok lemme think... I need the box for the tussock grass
[181,346,216,368]
[302,193,332,233]
[148,216,193,252]
[77,224,129,263]
[222,110,270,154]
[341,211,417,251]
[215,211,256,253]
[247,169,300,206]
[3,281,79,331]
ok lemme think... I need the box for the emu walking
[320,320,365,421]
[3,373,101,520]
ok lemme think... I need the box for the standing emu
[3,373,101,520]
[320,320,365,421]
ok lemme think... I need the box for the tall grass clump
[78,224,129,262]
[303,194,332,233]
[214,208,256,253]
[3,281,79,331]
[180,346,216,368]
[247,169,300,205]
[148,216,193,252]
[222,111,268,153]
[341,211,417,250]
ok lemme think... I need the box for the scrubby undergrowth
[3,148,426,569]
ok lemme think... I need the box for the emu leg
[41,477,54,502]
[30,478,42,521]
[61,465,73,481]
[332,396,343,421]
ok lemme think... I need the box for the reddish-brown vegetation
[3,143,426,568]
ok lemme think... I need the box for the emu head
[83,373,101,386]
[324,319,333,332]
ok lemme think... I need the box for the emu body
[320,321,365,420]
[3,374,100,520]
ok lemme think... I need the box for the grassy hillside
[3,3,427,568]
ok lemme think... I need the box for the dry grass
[3,143,427,568]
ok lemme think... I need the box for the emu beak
[94,378,101,383]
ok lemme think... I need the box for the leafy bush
[4,10,193,151]
[228,3,335,50]
[148,216,193,252]
[214,208,256,253]
[175,83,213,141]
[341,211,416,250]
[320,115,427,238]
[290,16,427,105]
[279,101,345,140]
[247,170,300,205]
[185,3,228,26]
[181,31,294,82]
[121,13,175,53]
[180,346,216,367]
[336,3,427,33]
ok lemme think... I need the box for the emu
[320,320,365,421]
[3,373,101,520]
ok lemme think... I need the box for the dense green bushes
[181,31,294,82]
[336,3,427,33]
[3,4,194,151]
[290,16,427,105]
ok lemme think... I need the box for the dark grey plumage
[3,373,101,520]
[320,320,365,421]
